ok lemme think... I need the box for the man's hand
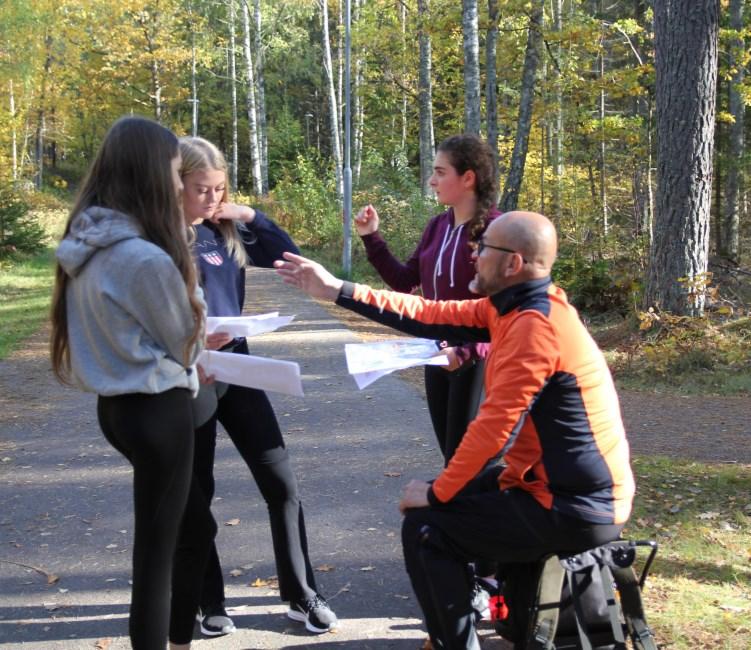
[439,346,463,372]
[273,252,344,301]
[399,479,431,513]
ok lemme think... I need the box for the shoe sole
[286,609,338,634]
[199,622,237,637]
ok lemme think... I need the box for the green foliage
[269,153,340,248]
[0,185,46,257]
[554,249,642,313]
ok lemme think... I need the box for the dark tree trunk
[723,0,744,262]
[499,1,543,212]
[645,0,719,315]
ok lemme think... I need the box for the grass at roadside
[625,457,751,649]
[0,250,57,359]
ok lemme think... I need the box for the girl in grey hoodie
[51,117,210,650]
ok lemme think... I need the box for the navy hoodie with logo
[194,211,299,318]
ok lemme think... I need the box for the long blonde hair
[50,117,205,383]
[179,136,247,267]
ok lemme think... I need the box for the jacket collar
[489,276,552,315]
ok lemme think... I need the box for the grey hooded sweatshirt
[56,206,204,396]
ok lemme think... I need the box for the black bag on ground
[494,540,658,650]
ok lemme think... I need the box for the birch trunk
[320,0,343,200]
[10,80,17,181]
[254,0,268,194]
[551,0,563,221]
[462,0,481,135]
[228,0,239,191]
[417,0,435,197]
[241,1,262,195]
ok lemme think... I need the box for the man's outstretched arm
[274,251,344,301]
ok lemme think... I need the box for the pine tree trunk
[500,1,543,212]
[723,0,744,262]
[254,0,269,194]
[645,0,719,315]
[462,0,481,135]
[418,0,435,197]
[241,1,262,195]
[320,0,343,200]
[353,0,364,186]
[486,0,499,182]
[551,0,563,221]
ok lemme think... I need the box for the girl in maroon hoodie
[355,134,498,465]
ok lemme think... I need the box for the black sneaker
[198,604,236,637]
[287,594,338,633]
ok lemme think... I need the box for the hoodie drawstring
[433,222,465,296]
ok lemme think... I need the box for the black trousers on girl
[97,388,215,650]
[193,376,318,609]
[424,360,485,466]
[401,466,624,650]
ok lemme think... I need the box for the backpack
[494,540,659,650]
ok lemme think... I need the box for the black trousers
[401,467,624,650]
[193,381,317,608]
[424,360,485,466]
[97,389,215,649]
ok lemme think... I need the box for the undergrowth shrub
[0,185,47,257]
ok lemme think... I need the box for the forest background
[1,2,751,648]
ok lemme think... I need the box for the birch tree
[645,0,719,315]
[417,0,435,197]
[241,0,262,195]
[254,0,268,193]
[462,0,481,135]
[228,0,239,191]
[320,0,343,200]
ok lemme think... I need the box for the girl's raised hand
[354,204,380,236]
[212,202,256,224]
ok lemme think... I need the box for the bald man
[275,211,634,650]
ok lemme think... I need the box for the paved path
[2,266,749,649]
[0,268,513,649]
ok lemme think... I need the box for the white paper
[198,350,304,397]
[344,338,448,389]
[206,312,295,338]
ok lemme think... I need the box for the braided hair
[437,134,498,242]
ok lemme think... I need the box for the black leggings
[424,360,485,465]
[97,389,215,649]
[194,382,317,608]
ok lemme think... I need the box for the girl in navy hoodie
[179,137,338,637]
[355,134,498,465]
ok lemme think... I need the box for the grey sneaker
[287,594,338,633]
[198,604,236,637]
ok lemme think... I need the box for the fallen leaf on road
[251,577,269,587]
[95,639,112,649]
[225,518,240,526]
[229,569,244,578]
[315,564,335,572]
[360,565,375,572]
[383,471,401,477]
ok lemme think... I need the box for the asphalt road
[0,267,508,649]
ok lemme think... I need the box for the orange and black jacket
[336,276,634,525]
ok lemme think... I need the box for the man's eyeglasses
[473,239,529,263]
